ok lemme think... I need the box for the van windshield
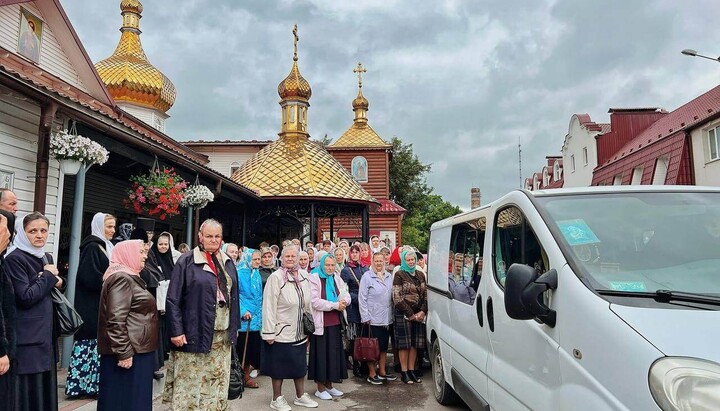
[536,192,720,296]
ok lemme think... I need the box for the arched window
[553,162,561,181]
[230,161,241,177]
[542,168,549,186]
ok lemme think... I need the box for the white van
[426,186,720,411]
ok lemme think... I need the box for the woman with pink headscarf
[96,240,159,411]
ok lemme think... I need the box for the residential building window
[582,147,588,166]
[553,162,561,181]
[230,161,241,177]
[709,127,720,161]
[542,169,549,186]
[631,166,644,185]
[652,156,669,185]
[533,174,539,190]
[570,155,576,172]
[613,174,623,185]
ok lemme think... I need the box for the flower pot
[59,159,82,175]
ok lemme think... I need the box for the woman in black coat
[340,245,367,377]
[0,210,16,411]
[5,212,64,411]
[66,212,115,398]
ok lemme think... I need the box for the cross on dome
[354,62,367,89]
[292,24,299,62]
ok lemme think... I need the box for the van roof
[431,185,720,230]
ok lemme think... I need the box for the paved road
[68,370,471,410]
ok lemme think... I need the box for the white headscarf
[162,231,182,263]
[12,217,46,259]
[91,212,114,259]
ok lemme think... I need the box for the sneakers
[314,390,332,400]
[325,387,344,397]
[270,396,292,411]
[294,393,319,408]
[378,373,397,381]
[250,369,259,378]
[367,375,383,385]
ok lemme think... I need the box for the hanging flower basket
[124,166,187,220]
[181,184,215,209]
[50,129,109,175]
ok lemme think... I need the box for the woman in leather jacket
[97,240,159,411]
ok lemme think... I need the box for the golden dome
[95,1,176,112]
[231,137,375,202]
[352,89,369,110]
[277,24,311,101]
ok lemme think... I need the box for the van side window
[448,218,485,304]
[493,206,547,288]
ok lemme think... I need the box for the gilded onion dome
[330,63,389,149]
[95,0,176,112]
[277,25,312,101]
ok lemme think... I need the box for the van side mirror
[504,264,558,328]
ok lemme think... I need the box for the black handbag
[302,312,315,335]
[228,345,244,400]
[51,288,83,337]
[42,254,83,337]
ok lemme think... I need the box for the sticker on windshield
[608,281,647,292]
[557,219,601,246]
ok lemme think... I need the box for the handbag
[228,345,244,400]
[156,279,170,311]
[42,254,83,337]
[353,323,380,362]
[302,312,315,335]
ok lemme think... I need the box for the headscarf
[152,232,175,278]
[260,246,275,269]
[347,244,361,268]
[12,217,45,258]
[307,246,318,268]
[165,232,182,263]
[91,212,114,259]
[103,240,144,281]
[316,254,338,303]
[298,251,309,271]
[333,248,346,272]
[359,243,372,267]
[279,246,300,281]
[400,250,417,275]
[237,247,256,273]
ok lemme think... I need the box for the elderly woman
[164,219,240,410]
[392,250,428,384]
[261,246,318,411]
[308,254,350,400]
[97,240,159,411]
[67,212,115,397]
[222,243,240,268]
[298,251,310,272]
[359,252,396,384]
[333,248,346,273]
[307,247,317,269]
[5,213,64,410]
[340,244,366,377]
[237,248,263,389]
[259,246,276,291]
[359,243,372,267]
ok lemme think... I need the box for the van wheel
[431,338,459,405]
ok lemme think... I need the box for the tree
[402,194,461,252]
[388,136,460,252]
[389,137,432,215]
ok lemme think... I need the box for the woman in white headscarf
[65,212,116,398]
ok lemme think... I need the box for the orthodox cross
[354,62,367,89]
[292,24,299,61]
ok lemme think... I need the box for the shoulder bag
[43,254,83,337]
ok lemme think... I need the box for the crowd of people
[0,187,431,411]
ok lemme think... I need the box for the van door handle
[476,293,483,327]
[487,296,495,332]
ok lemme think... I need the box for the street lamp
[681,48,720,62]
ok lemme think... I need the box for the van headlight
[649,357,720,411]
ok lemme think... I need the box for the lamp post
[681,49,720,62]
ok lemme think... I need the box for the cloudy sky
[62,0,720,208]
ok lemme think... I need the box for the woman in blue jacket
[237,248,262,388]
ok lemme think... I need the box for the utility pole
[518,137,522,188]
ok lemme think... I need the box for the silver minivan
[427,186,720,411]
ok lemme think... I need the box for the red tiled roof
[376,199,406,214]
[599,123,611,134]
[599,85,720,168]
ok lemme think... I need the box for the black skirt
[236,331,262,369]
[15,364,58,411]
[308,325,348,383]
[97,351,154,411]
[261,339,307,380]
[0,360,16,411]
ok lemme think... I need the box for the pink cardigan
[308,272,351,336]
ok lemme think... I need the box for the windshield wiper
[597,289,720,306]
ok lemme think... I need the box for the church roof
[330,122,389,149]
[231,137,375,203]
[95,0,176,112]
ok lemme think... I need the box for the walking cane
[241,318,250,369]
